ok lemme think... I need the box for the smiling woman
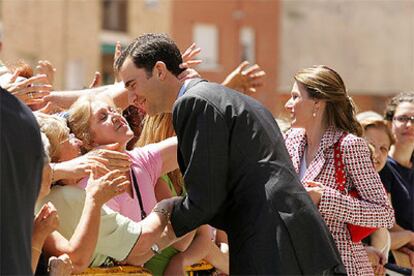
[380,92,414,269]
[283,65,394,275]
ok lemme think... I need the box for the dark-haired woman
[284,65,394,275]
[380,91,414,268]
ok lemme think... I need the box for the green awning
[101,43,115,54]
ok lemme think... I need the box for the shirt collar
[177,79,191,99]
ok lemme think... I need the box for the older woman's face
[363,127,391,172]
[89,100,134,149]
[391,102,414,146]
[57,133,83,162]
[285,81,315,128]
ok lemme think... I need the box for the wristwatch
[151,243,161,255]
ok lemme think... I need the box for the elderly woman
[36,113,177,271]
[33,123,129,273]
[36,112,131,187]
[284,65,394,275]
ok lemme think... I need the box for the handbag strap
[333,132,348,192]
[131,170,147,220]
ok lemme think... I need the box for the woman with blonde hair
[36,112,178,270]
[136,113,184,197]
[136,113,229,275]
[284,65,394,275]
[68,94,178,224]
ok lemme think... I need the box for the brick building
[0,0,412,118]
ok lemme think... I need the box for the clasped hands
[304,181,325,206]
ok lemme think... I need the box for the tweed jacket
[170,80,346,275]
[285,126,394,275]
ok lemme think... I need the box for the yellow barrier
[72,265,152,275]
[185,260,214,276]
[391,250,413,270]
[72,260,214,275]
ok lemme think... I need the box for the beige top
[37,185,141,267]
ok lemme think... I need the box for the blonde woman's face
[89,100,134,149]
[363,127,391,172]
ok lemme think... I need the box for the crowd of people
[1,33,413,276]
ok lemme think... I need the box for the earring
[312,112,316,118]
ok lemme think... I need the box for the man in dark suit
[1,87,44,274]
[117,33,345,274]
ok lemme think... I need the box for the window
[145,0,159,9]
[193,24,219,70]
[65,60,85,90]
[240,27,255,63]
[102,0,128,32]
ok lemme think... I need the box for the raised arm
[42,170,128,272]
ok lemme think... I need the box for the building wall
[171,0,280,115]
[128,0,171,36]
[278,0,414,117]
[2,0,101,90]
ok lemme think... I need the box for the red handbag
[334,133,378,243]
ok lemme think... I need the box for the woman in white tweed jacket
[284,65,394,275]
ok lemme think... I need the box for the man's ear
[153,61,167,80]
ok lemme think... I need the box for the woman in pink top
[68,94,178,223]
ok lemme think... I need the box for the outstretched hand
[222,61,266,95]
[113,41,123,83]
[85,169,129,206]
[89,71,102,88]
[180,43,202,69]
[33,202,60,240]
[36,60,56,85]
[3,73,52,105]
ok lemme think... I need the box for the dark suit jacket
[0,88,43,275]
[170,79,345,275]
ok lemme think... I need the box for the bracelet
[152,207,170,220]
[32,246,42,254]
[50,163,56,183]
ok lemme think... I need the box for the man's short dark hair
[115,33,184,78]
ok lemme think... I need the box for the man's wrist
[152,206,170,221]
[151,243,161,255]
